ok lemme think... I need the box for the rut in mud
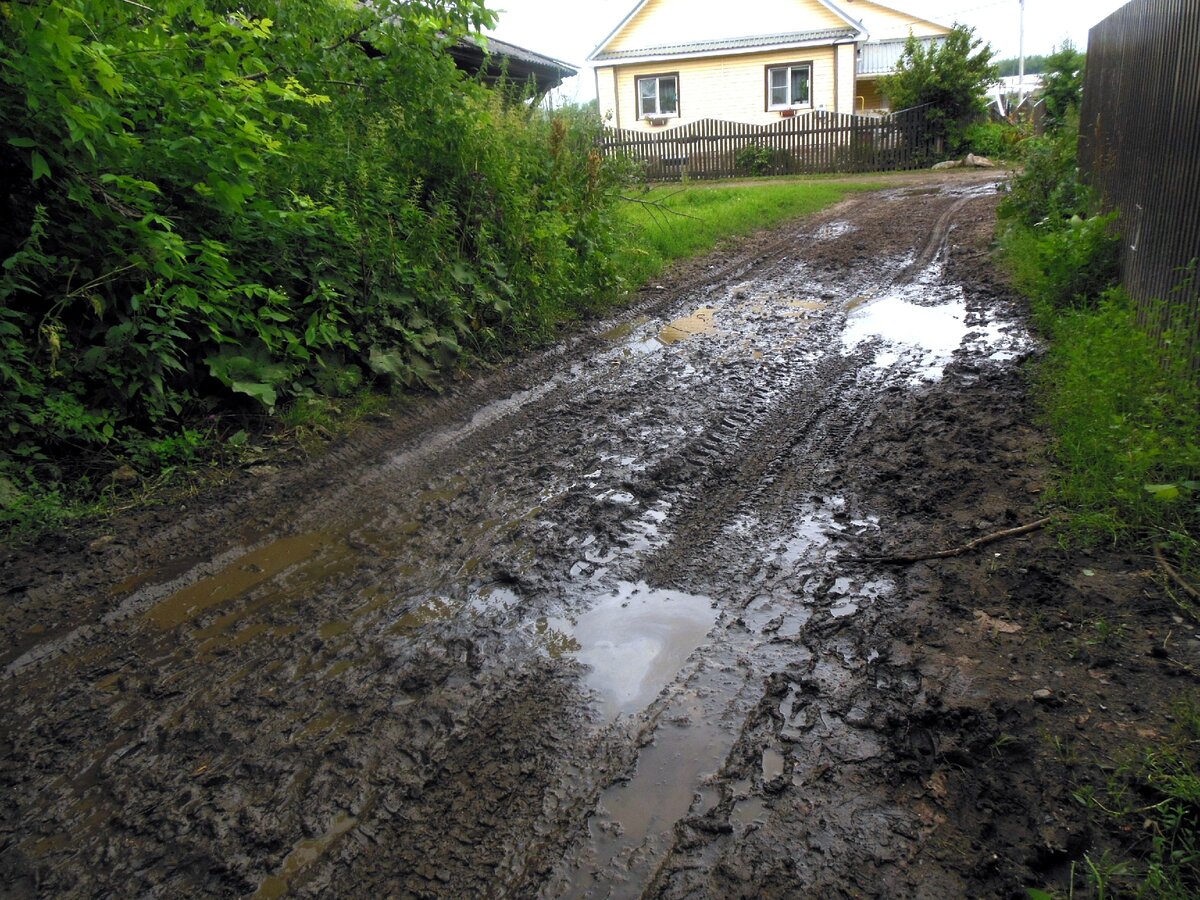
[4,171,1113,898]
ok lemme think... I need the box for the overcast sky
[484,0,1132,104]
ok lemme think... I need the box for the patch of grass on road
[617,179,879,286]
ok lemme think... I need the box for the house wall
[597,46,843,131]
[839,0,949,40]
[605,0,846,53]
[855,76,888,111]
[835,43,856,113]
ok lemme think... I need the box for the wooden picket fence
[598,108,938,181]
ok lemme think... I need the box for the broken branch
[619,195,699,220]
[859,516,1056,564]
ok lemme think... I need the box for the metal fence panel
[1078,0,1200,362]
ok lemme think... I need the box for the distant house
[587,0,950,130]
[360,33,576,100]
[450,35,577,98]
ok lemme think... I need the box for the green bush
[0,0,634,503]
[998,127,1088,227]
[734,144,775,176]
[962,121,1023,159]
[998,117,1118,313]
[1001,212,1120,314]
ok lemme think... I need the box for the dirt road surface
[3,171,1193,898]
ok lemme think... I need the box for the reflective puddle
[546,582,717,721]
[842,292,1023,381]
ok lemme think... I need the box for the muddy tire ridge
[3,171,1086,898]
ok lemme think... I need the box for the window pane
[659,77,677,114]
[770,85,787,107]
[770,68,787,90]
[638,78,657,116]
[791,67,809,105]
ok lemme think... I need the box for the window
[766,63,812,110]
[637,74,679,118]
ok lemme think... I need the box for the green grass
[1033,287,1199,572]
[616,179,881,286]
[1069,699,1200,898]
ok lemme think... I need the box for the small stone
[1033,688,1054,703]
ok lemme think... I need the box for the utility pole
[1018,0,1026,99]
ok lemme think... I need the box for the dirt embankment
[2,169,1194,899]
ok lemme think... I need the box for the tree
[1040,41,1086,131]
[995,55,1048,77]
[879,25,998,154]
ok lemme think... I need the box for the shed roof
[450,35,577,94]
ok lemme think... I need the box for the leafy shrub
[734,144,775,176]
[1002,212,1120,313]
[998,116,1118,312]
[879,25,998,153]
[962,122,1022,159]
[0,0,633,504]
[998,127,1088,227]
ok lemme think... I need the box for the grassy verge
[998,125,1200,897]
[1,177,880,541]
[616,179,881,286]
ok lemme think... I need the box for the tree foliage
[1041,41,1086,132]
[0,0,632,489]
[879,25,998,153]
[995,55,1049,77]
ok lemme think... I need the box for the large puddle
[546,582,717,721]
[842,291,1024,381]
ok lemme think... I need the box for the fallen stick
[1154,544,1200,602]
[859,516,1055,564]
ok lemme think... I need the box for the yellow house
[588,0,950,131]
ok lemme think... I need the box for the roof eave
[591,33,861,67]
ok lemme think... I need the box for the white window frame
[636,73,680,119]
[765,62,813,111]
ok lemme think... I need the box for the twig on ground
[859,516,1056,564]
[1154,544,1200,602]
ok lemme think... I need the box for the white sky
[485,0,1132,104]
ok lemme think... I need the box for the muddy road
[7,170,1178,898]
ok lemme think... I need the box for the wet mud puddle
[543,582,717,721]
[1,176,1032,898]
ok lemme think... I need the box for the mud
[3,169,1196,898]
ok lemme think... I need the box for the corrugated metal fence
[599,109,937,181]
[1078,0,1200,358]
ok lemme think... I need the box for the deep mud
[3,169,1196,898]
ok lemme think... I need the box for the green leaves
[30,151,51,181]
[0,0,629,482]
[205,349,293,411]
[880,25,998,153]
